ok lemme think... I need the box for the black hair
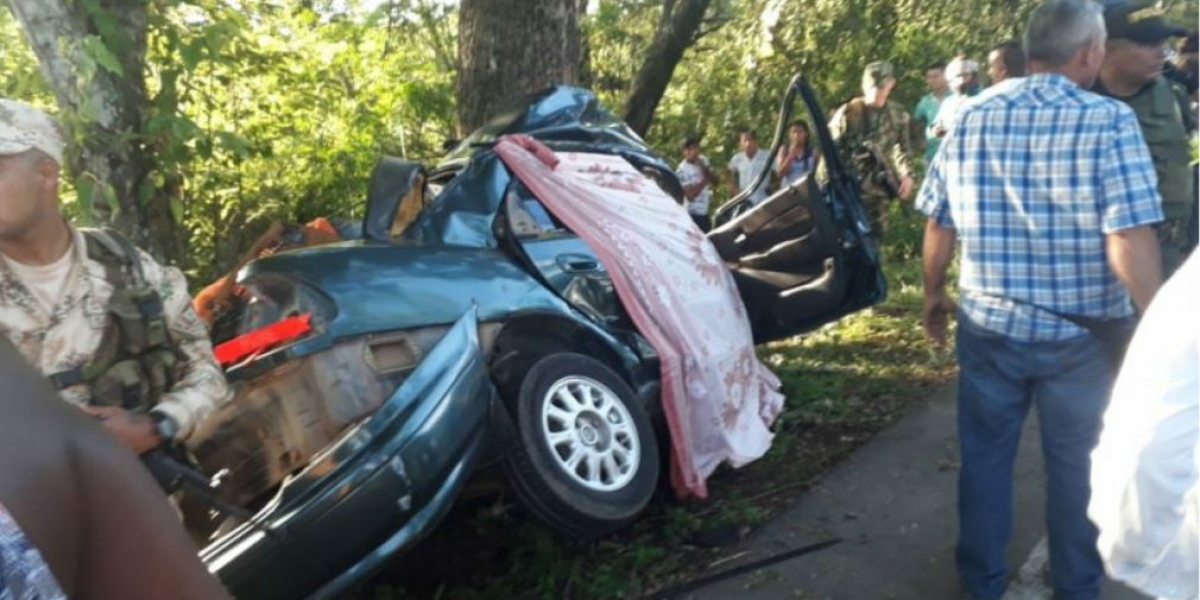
[992,40,1027,77]
[926,61,947,72]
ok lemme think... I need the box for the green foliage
[4,0,457,282]
[586,0,1198,194]
[0,11,52,114]
[6,0,1198,281]
[138,0,458,281]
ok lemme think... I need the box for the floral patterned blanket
[495,134,783,498]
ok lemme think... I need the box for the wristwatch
[150,410,180,443]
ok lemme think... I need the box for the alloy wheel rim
[539,376,640,492]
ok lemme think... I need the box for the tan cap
[862,61,895,89]
[0,99,65,165]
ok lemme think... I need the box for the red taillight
[214,313,314,367]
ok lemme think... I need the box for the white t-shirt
[727,150,770,205]
[1089,253,1199,600]
[1,245,75,314]
[676,157,713,216]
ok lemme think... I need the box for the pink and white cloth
[494,134,784,499]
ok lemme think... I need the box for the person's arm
[726,157,740,193]
[80,248,231,453]
[1099,107,1167,313]
[929,98,950,138]
[0,341,231,600]
[915,137,957,345]
[888,107,916,197]
[77,406,235,599]
[698,156,719,189]
[775,147,793,177]
[828,104,849,142]
[922,219,958,345]
[1106,226,1162,313]
[139,251,232,439]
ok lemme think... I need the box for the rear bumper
[202,309,495,600]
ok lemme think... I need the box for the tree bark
[6,0,181,263]
[456,0,581,135]
[622,0,713,137]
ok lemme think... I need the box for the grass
[345,207,957,600]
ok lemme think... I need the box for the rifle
[854,141,902,200]
[842,99,903,200]
[143,446,276,538]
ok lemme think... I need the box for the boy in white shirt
[726,129,770,206]
[675,136,718,231]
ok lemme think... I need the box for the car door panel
[709,76,886,344]
[497,182,623,328]
[711,174,862,342]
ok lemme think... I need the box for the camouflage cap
[0,99,64,165]
[862,61,895,89]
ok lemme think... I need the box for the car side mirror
[363,156,426,242]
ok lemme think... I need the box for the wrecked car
[183,75,886,599]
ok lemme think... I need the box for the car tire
[502,352,659,539]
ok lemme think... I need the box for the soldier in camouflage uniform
[828,61,917,245]
[0,99,230,455]
[1094,1,1196,277]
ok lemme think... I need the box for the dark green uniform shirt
[1094,75,1195,222]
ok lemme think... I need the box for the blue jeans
[955,315,1117,600]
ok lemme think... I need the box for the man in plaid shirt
[917,1,1164,598]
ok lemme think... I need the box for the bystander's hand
[898,175,915,199]
[922,290,958,346]
[80,405,162,455]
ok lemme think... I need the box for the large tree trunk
[6,0,181,263]
[622,0,713,137]
[456,0,581,135]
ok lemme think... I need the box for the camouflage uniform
[0,99,229,439]
[0,227,231,438]
[829,62,916,243]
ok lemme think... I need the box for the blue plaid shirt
[916,74,1163,342]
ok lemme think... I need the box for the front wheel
[503,353,659,539]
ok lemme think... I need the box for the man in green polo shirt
[913,61,949,169]
[1094,0,1196,276]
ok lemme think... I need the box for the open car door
[708,75,886,344]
